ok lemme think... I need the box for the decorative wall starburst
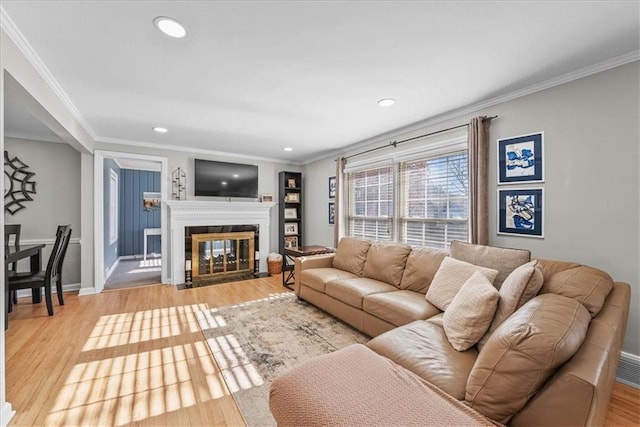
[4,151,37,215]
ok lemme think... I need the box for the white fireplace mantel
[165,200,275,285]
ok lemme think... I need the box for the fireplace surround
[166,200,275,285]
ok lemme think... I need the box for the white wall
[303,61,640,357]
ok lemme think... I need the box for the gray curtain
[468,116,490,245]
[333,157,345,247]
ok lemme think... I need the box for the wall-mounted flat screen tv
[194,159,259,198]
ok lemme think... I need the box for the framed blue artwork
[497,132,544,184]
[328,202,335,225]
[497,188,544,238]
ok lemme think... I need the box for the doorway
[93,151,168,293]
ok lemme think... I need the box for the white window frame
[343,135,468,248]
[344,162,394,242]
[109,169,118,245]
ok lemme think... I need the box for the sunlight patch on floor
[48,301,234,426]
[82,304,208,351]
[207,334,264,393]
[128,258,162,274]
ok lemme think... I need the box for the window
[109,169,118,244]
[399,151,469,249]
[344,138,469,249]
[345,164,393,242]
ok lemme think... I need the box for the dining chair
[8,225,72,316]
[4,224,21,273]
[5,224,22,304]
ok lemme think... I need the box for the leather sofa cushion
[332,237,371,276]
[300,268,358,293]
[450,240,530,289]
[326,278,397,309]
[465,293,591,424]
[399,246,448,293]
[362,243,412,287]
[477,259,544,350]
[443,272,499,352]
[538,259,614,317]
[367,320,478,400]
[363,290,441,327]
[426,257,498,311]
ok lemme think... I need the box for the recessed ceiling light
[232,174,239,178]
[377,98,395,107]
[284,147,293,152]
[152,127,168,133]
[153,16,187,38]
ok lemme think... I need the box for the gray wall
[103,158,119,273]
[303,61,640,357]
[4,137,82,285]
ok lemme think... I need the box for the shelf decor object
[4,151,37,215]
[284,208,297,219]
[172,167,186,200]
[497,132,544,184]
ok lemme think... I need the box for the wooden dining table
[4,243,45,330]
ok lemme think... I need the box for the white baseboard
[0,401,15,427]
[78,286,98,296]
[13,283,81,299]
[104,257,120,281]
[617,351,640,389]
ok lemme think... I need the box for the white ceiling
[2,1,639,164]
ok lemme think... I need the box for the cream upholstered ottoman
[269,344,498,427]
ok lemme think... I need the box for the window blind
[345,164,394,242]
[398,151,469,249]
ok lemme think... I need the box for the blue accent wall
[118,169,161,256]
[103,159,120,272]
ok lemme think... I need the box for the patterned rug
[196,292,369,426]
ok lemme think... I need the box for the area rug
[195,292,369,426]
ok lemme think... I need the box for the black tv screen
[194,159,259,198]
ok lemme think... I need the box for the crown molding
[95,136,303,166]
[302,51,640,165]
[4,131,63,144]
[0,5,97,140]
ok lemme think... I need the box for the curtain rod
[344,115,498,160]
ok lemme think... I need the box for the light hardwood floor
[5,277,640,426]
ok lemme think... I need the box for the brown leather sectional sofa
[270,238,630,426]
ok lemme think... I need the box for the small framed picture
[284,208,297,219]
[328,176,336,199]
[285,192,300,203]
[285,222,298,235]
[284,236,298,249]
[497,132,544,184]
[288,178,297,188]
[261,194,273,202]
[328,202,335,225]
[497,188,544,238]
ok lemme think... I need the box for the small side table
[283,245,335,288]
[143,228,161,261]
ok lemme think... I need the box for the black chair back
[5,224,21,272]
[47,225,72,288]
